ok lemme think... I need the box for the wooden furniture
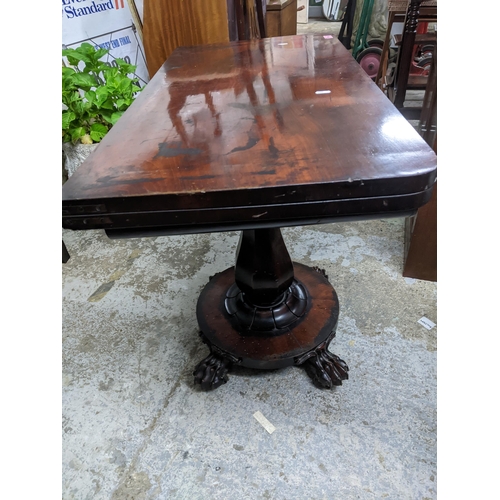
[403,45,437,281]
[403,181,436,281]
[143,0,268,78]
[376,0,406,90]
[62,241,70,263]
[266,0,297,37]
[390,0,437,115]
[416,43,437,148]
[62,35,437,390]
[376,0,437,117]
[142,0,230,78]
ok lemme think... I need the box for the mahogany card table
[62,34,437,390]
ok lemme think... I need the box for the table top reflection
[62,34,436,235]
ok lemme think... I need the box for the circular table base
[194,263,349,390]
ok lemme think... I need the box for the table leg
[63,240,70,263]
[194,228,349,390]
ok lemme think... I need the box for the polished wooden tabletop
[62,34,436,235]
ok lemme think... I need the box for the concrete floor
[62,17,437,500]
[63,217,437,499]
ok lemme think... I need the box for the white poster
[62,0,149,88]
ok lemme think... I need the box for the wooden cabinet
[143,0,231,78]
[143,0,270,79]
[266,0,298,37]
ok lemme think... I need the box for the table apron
[104,210,418,238]
[63,188,432,235]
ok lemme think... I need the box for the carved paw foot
[193,352,232,390]
[312,266,329,281]
[297,342,349,389]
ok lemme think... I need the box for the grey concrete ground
[62,217,437,500]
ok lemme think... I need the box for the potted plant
[62,42,141,180]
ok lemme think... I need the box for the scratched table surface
[62,34,436,235]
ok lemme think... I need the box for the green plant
[62,43,141,144]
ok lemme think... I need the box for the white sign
[62,0,149,87]
[418,317,436,330]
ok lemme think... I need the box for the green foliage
[62,43,141,144]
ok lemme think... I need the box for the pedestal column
[193,228,349,390]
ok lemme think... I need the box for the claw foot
[193,352,232,390]
[296,340,349,389]
[193,333,240,390]
[312,266,329,281]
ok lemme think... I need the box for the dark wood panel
[142,0,230,78]
[65,192,427,233]
[402,46,436,282]
[62,35,437,233]
[403,181,436,281]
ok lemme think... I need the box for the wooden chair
[377,0,437,119]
